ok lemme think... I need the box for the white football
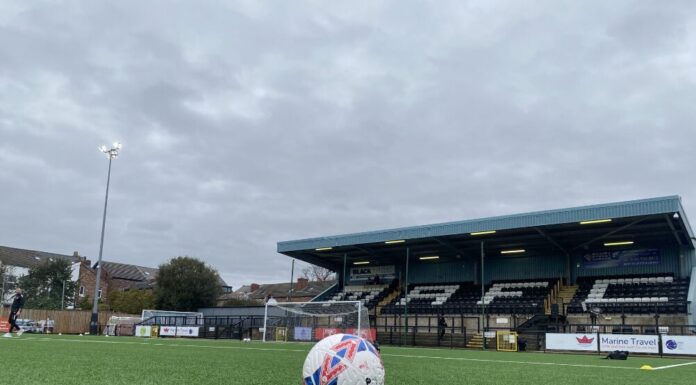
[243,337,251,343]
[303,333,384,385]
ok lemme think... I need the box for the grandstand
[278,196,696,348]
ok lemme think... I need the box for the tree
[221,298,261,307]
[18,259,76,310]
[302,265,335,282]
[155,256,222,312]
[77,295,92,311]
[1,264,19,303]
[110,289,155,314]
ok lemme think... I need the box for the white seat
[659,297,669,302]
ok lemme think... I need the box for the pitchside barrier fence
[370,314,533,333]
[517,324,696,357]
[0,308,138,334]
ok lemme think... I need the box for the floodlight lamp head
[99,142,122,159]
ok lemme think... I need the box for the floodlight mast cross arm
[89,142,121,335]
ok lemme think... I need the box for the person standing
[437,314,447,341]
[4,288,25,338]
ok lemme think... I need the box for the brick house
[75,261,157,307]
[76,260,231,308]
[0,245,83,305]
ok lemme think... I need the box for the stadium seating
[381,280,554,315]
[567,275,690,314]
[328,283,393,309]
[477,280,553,315]
[381,282,471,315]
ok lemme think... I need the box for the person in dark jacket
[438,314,448,340]
[4,288,25,338]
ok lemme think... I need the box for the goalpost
[262,300,369,343]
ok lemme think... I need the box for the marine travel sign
[546,333,659,353]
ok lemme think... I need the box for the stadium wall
[407,261,476,284]
[482,254,565,283]
[345,243,693,286]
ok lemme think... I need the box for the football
[302,334,384,385]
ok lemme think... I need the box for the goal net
[262,301,370,343]
[104,316,142,336]
[496,330,518,352]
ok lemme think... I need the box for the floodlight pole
[262,302,269,342]
[288,259,295,302]
[403,247,410,339]
[90,143,121,335]
[342,253,347,290]
[481,241,486,350]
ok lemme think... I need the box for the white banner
[135,326,151,338]
[159,326,177,336]
[599,334,659,353]
[350,265,395,280]
[176,326,200,337]
[662,335,696,355]
[546,333,598,351]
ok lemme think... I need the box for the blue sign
[581,249,660,269]
[294,327,312,341]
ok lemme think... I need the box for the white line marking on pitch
[6,336,308,353]
[652,362,696,371]
[9,336,638,371]
[382,353,638,370]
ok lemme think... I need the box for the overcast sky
[1,1,695,288]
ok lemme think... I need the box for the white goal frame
[262,300,365,342]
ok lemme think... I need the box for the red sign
[315,328,342,340]
[345,328,377,342]
[0,320,9,333]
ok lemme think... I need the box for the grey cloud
[1,1,695,287]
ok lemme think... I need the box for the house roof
[99,261,159,282]
[248,280,336,300]
[98,260,229,287]
[0,245,81,269]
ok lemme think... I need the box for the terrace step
[466,334,484,348]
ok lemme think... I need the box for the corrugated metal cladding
[278,196,686,252]
[408,261,476,284]
[681,248,695,275]
[688,267,696,327]
[483,255,565,283]
[573,245,683,279]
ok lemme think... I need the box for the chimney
[296,278,309,291]
[250,283,260,292]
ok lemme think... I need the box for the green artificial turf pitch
[1,335,695,384]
